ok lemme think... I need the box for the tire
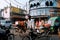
[35,32,50,40]
[35,36,50,40]
[8,34,14,40]
[22,36,30,40]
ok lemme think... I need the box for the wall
[3,7,10,19]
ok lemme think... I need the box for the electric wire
[3,0,20,8]
[14,0,28,8]
[10,0,21,8]
[3,0,10,5]
[14,0,23,5]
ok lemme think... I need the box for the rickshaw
[48,17,60,34]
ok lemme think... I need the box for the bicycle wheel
[8,34,14,40]
[35,36,51,40]
[22,36,30,40]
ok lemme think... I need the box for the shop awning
[48,17,60,26]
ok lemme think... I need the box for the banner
[11,7,20,13]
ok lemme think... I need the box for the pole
[26,2,27,14]
[9,0,12,21]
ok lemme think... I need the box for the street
[14,35,60,40]
[10,28,60,40]
[0,0,60,40]
[14,35,22,40]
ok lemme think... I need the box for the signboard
[11,7,20,13]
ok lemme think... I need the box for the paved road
[50,35,60,40]
[14,35,22,40]
[14,35,60,40]
[10,28,60,40]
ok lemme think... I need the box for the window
[34,3,36,6]
[6,21,11,23]
[37,2,40,6]
[45,1,53,6]
[30,11,34,16]
[30,4,33,8]
[1,20,6,23]
[50,1,53,6]
[42,9,45,15]
[45,1,49,6]
[46,9,50,15]
[37,9,40,15]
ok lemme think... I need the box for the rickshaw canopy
[48,17,60,26]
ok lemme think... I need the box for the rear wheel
[8,34,14,40]
[35,36,51,40]
[22,36,30,40]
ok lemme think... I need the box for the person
[24,20,27,30]
[35,20,45,33]
[54,20,60,34]
[39,20,45,29]
[35,21,40,30]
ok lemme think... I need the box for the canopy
[48,17,60,26]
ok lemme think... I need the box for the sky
[0,0,29,9]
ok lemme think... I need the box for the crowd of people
[14,19,60,36]
[35,20,50,30]
[14,20,49,32]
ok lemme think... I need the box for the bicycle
[7,33,14,40]
[22,28,51,40]
[5,28,15,40]
[0,28,14,40]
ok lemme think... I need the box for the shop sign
[11,7,20,13]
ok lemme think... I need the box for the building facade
[29,0,57,18]
[0,7,10,20]
[0,6,28,23]
[29,0,60,28]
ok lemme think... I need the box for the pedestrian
[24,20,28,29]
[39,20,45,29]
[35,21,39,29]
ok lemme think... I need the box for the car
[0,20,12,29]
[5,20,12,28]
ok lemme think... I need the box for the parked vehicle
[48,17,60,34]
[0,27,14,40]
[22,28,51,40]
[0,20,12,29]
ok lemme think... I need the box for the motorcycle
[0,26,14,40]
